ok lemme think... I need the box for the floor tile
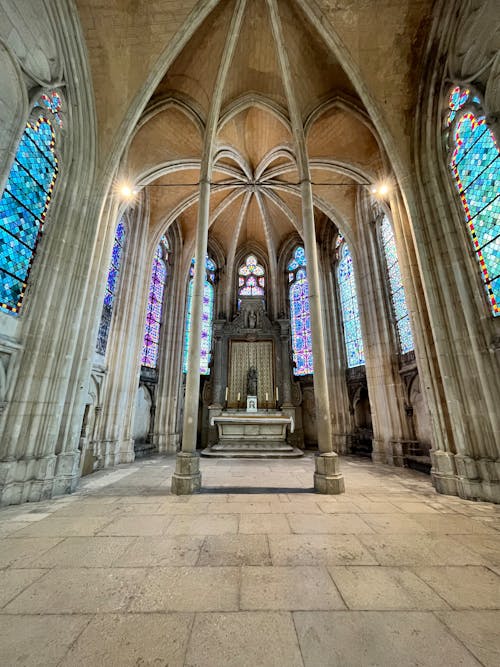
[269,534,377,565]
[287,513,374,534]
[59,613,193,666]
[129,566,239,612]
[359,534,487,566]
[328,565,449,610]
[0,569,47,608]
[165,514,239,535]
[115,535,204,566]
[26,536,135,568]
[197,534,271,566]
[97,515,172,536]
[3,567,147,614]
[184,612,303,667]
[239,514,291,534]
[0,615,91,667]
[241,565,345,610]
[413,566,500,609]
[294,611,481,666]
[437,610,500,666]
[11,516,111,538]
[0,538,63,568]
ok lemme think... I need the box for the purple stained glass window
[238,254,265,304]
[288,246,314,375]
[380,215,414,353]
[447,87,500,317]
[338,240,365,368]
[183,256,216,375]
[142,236,168,368]
[96,217,126,355]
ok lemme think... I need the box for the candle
[225,387,228,401]
[265,392,268,401]
[276,386,279,401]
[237,392,240,401]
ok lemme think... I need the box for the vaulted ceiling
[75,0,434,262]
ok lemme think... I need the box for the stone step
[201,443,304,459]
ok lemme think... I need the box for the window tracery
[380,215,414,354]
[238,254,265,306]
[96,217,126,356]
[337,236,365,368]
[0,92,62,314]
[182,256,216,375]
[446,86,499,316]
[142,236,169,368]
[288,245,314,376]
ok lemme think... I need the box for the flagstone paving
[0,454,499,666]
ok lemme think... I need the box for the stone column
[268,0,344,493]
[93,201,150,467]
[301,179,345,493]
[171,0,247,494]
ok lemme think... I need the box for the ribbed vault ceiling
[124,0,386,262]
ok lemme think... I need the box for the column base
[171,452,201,495]
[314,452,345,494]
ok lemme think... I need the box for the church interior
[0,0,499,664]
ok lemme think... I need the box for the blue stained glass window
[288,246,314,375]
[182,256,216,375]
[447,87,500,316]
[142,237,168,368]
[380,215,414,353]
[96,218,126,355]
[0,113,58,314]
[338,241,365,368]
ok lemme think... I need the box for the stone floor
[0,454,499,666]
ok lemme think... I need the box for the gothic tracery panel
[96,217,126,356]
[182,256,216,375]
[142,236,168,368]
[288,246,314,376]
[380,215,414,353]
[337,238,365,368]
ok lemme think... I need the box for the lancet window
[379,215,414,353]
[96,218,126,356]
[142,236,169,368]
[446,86,499,316]
[238,254,265,306]
[0,92,62,315]
[288,245,313,376]
[337,235,365,368]
[182,256,216,375]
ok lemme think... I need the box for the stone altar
[202,410,302,458]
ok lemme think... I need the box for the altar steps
[201,442,304,459]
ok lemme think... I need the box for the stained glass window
[142,236,169,368]
[0,99,61,314]
[96,217,126,356]
[337,239,365,368]
[380,215,414,353]
[238,254,265,305]
[447,86,500,316]
[288,246,313,375]
[182,256,216,375]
